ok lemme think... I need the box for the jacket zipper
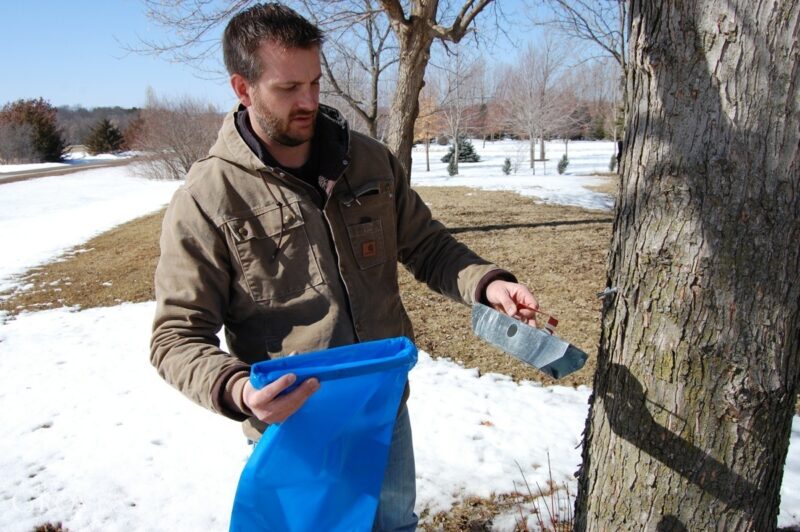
[263,162,361,341]
[323,163,361,342]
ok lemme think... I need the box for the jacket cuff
[211,364,252,422]
[475,269,518,306]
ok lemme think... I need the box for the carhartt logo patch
[362,240,377,257]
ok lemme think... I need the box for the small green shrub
[502,157,512,175]
[84,118,125,155]
[557,153,569,174]
[441,136,480,163]
[447,157,457,176]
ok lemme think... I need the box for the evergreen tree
[557,153,569,174]
[84,118,125,154]
[502,157,512,175]
[591,113,606,140]
[441,136,481,163]
[447,156,457,176]
[0,98,65,162]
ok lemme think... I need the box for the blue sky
[0,0,237,110]
[0,1,550,111]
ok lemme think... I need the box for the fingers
[258,373,297,402]
[244,374,320,424]
[492,293,519,318]
[516,306,540,328]
[486,280,542,327]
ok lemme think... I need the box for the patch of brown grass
[585,172,619,197]
[33,523,69,532]
[0,210,163,315]
[0,188,611,389]
[400,187,612,388]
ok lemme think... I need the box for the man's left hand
[485,280,540,327]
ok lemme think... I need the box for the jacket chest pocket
[228,202,323,303]
[340,180,393,270]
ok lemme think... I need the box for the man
[151,3,540,530]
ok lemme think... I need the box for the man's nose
[297,86,318,110]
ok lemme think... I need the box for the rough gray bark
[575,1,800,530]
[383,12,435,175]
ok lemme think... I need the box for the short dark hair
[223,3,324,82]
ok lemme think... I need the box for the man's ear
[231,74,252,107]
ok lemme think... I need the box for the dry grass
[0,186,612,390]
[585,172,620,197]
[401,187,612,388]
[0,211,163,315]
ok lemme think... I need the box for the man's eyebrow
[273,73,322,85]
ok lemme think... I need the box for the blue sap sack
[230,337,418,532]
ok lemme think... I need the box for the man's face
[247,41,321,147]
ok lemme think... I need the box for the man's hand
[242,373,320,424]
[485,280,540,327]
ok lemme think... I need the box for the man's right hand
[242,373,320,424]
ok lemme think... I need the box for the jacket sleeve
[150,186,250,421]
[390,154,516,305]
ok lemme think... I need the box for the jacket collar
[209,103,350,181]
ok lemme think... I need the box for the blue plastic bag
[230,337,418,532]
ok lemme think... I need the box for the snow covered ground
[0,142,797,531]
[0,151,134,174]
[410,139,616,211]
[0,166,179,292]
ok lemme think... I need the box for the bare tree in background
[0,123,38,164]
[530,0,628,76]
[133,90,222,180]
[413,82,443,172]
[579,58,622,143]
[134,0,501,175]
[305,0,397,139]
[431,43,483,175]
[496,37,570,172]
[530,0,628,151]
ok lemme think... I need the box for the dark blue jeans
[372,405,418,531]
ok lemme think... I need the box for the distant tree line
[0,98,67,163]
[56,105,141,146]
[0,99,143,164]
[0,94,222,179]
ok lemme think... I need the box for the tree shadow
[447,218,612,235]
[602,364,763,510]
[657,515,689,532]
[577,0,799,523]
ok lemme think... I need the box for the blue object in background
[230,337,418,532]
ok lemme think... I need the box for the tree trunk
[575,2,799,531]
[529,135,535,169]
[384,18,434,177]
[452,134,459,175]
[539,133,545,161]
[425,137,430,172]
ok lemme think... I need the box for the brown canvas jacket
[150,105,512,439]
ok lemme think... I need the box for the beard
[251,98,316,148]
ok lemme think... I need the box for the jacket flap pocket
[229,204,304,242]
